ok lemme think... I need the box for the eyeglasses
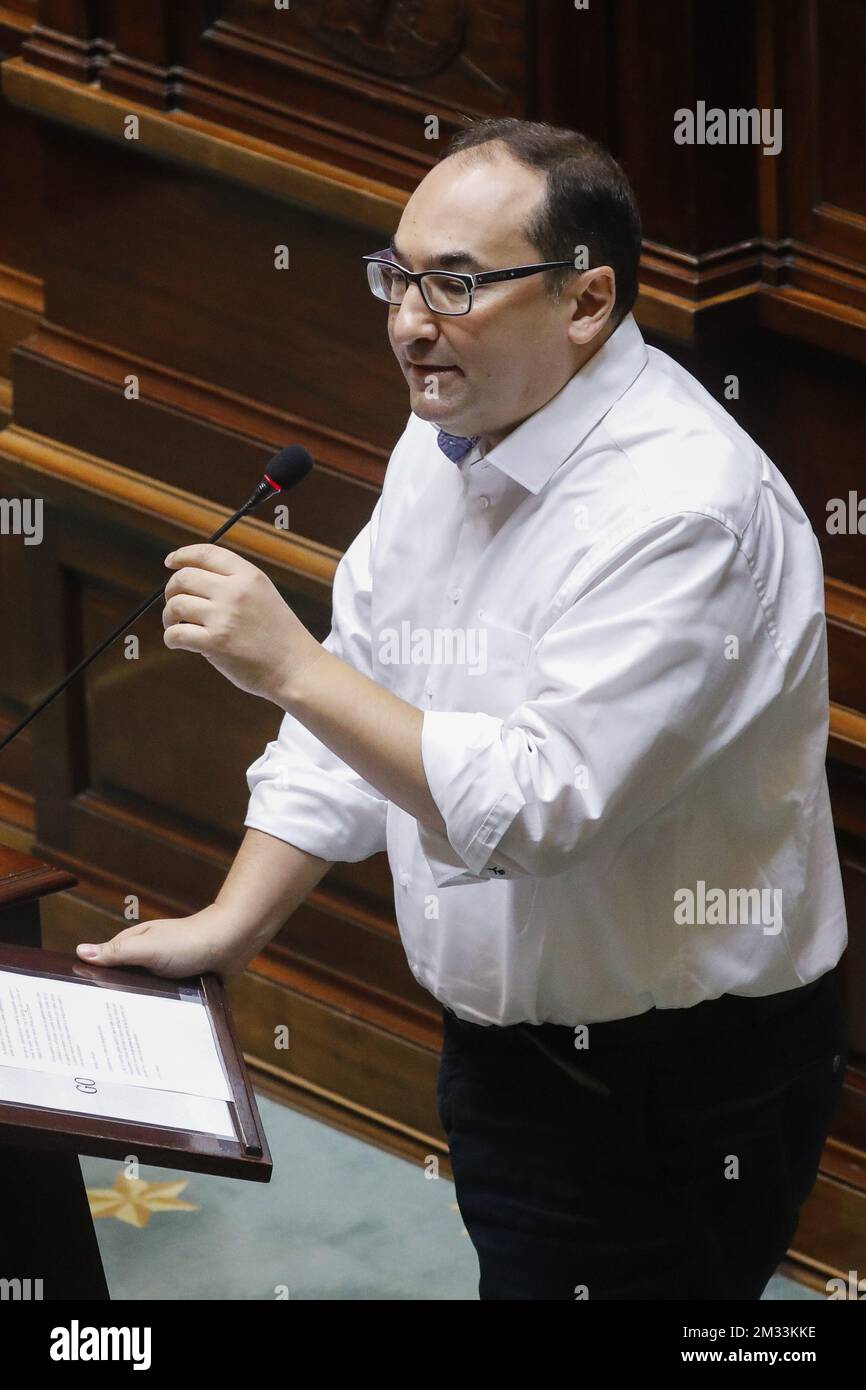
[361,248,579,316]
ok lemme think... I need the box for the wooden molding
[0,841,75,905]
[827,576,866,633]
[18,321,388,492]
[0,422,340,586]
[827,577,866,775]
[0,3,34,53]
[5,54,865,361]
[0,260,42,315]
[830,705,866,775]
[1,55,405,234]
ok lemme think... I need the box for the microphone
[0,445,314,754]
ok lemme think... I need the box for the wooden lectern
[0,843,109,1300]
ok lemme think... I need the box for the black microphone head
[263,445,314,491]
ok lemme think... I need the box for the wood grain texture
[5,2,866,357]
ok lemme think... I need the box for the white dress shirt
[244,312,848,1025]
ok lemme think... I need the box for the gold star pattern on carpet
[87,1173,199,1228]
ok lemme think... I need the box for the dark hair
[443,118,642,326]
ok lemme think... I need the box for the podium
[0,844,108,1300]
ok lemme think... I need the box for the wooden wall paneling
[231,968,443,1143]
[0,265,40,430]
[770,0,866,273]
[6,1,866,359]
[0,104,404,557]
[11,325,387,556]
[759,0,866,351]
[23,117,407,455]
[95,0,187,106]
[618,0,760,256]
[35,0,101,35]
[0,5,45,426]
[0,429,331,872]
[1,55,409,233]
[23,0,109,80]
[834,834,866,1060]
[785,1165,866,1290]
[617,0,765,342]
[0,0,36,54]
[827,583,866,720]
[0,479,41,813]
[532,0,615,139]
[35,0,530,188]
[185,0,527,147]
[0,0,47,800]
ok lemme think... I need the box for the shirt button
[478,496,489,509]
[399,871,409,887]
[450,588,462,603]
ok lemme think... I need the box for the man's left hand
[162,543,323,703]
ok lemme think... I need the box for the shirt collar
[430,312,649,494]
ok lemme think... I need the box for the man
[79,118,849,1300]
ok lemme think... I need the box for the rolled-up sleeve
[418,511,785,884]
[244,496,389,862]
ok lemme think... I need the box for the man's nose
[390,283,439,342]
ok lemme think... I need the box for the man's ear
[566,268,617,346]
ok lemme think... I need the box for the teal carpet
[80,1092,823,1301]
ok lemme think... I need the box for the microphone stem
[0,492,267,755]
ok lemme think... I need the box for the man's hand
[76,905,254,981]
[162,543,324,703]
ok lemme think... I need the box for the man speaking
[77,118,849,1301]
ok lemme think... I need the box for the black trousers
[437,971,848,1300]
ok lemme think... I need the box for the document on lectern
[0,966,234,1134]
[0,943,271,1182]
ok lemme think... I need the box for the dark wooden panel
[817,0,866,226]
[39,529,326,891]
[7,0,866,354]
[0,1,36,60]
[118,0,526,174]
[0,30,47,285]
[773,0,866,265]
[12,334,385,555]
[617,0,759,255]
[214,0,525,112]
[0,480,46,798]
[835,833,866,1064]
[32,118,407,453]
[23,0,108,79]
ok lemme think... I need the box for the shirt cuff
[419,709,526,883]
[245,750,388,864]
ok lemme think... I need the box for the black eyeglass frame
[361,248,581,315]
